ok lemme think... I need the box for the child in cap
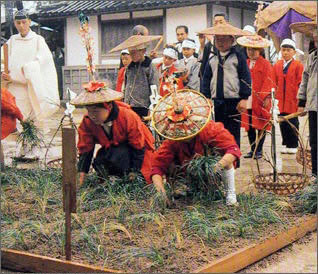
[237,35,274,159]
[273,38,304,154]
[156,46,184,97]
[151,90,241,206]
[116,49,131,92]
[71,82,155,186]
[179,39,200,91]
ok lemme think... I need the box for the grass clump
[183,193,287,243]
[294,184,317,214]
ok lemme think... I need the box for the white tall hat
[243,25,256,34]
[182,39,196,49]
[163,47,178,59]
[281,38,304,55]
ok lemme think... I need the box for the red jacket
[151,121,241,178]
[116,67,126,92]
[1,88,23,140]
[77,101,155,183]
[242,56,274,131]
[273,59,304,114]
[156,63,184,97]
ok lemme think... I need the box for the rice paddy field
[1,164,316,272]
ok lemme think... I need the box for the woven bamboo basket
[253,112,309,195]
[46,158,63,169]
[254,173,310,195]
[296,147,312,170]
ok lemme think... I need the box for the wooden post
[62,127,77,261]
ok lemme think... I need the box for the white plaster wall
[166,5,207,48]
[66,16,99,66]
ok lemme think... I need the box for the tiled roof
[36,0,266,18]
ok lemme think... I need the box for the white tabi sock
[222,167,237,205]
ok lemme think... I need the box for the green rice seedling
[128,212,165,234]
[116,246,164,266]
[1,229,28,250]
[183,206,221,244]
[294,184,317,214]
[17,118,42,153]
[171,222,184,249]
[148,182,174,213]
[102,220,132,240]
[233,193,286,237]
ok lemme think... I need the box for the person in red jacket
[150,90,241,206]
[115,49,131,92]
[70,81,155,187]
[237,35,274,159]
[1,87,24,168]
[273,39,304,154]
[156,46,184,97]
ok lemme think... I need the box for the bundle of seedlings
[15,118,42,161]
[180,146,225,202]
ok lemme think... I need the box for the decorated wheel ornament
[151,89,212,141]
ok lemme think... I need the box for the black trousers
[308,111,317,176]
[279,112,299,148]
[132,107,148,119]
[214,99,241,148]
[214,99,241,167]
[247,110,266,154]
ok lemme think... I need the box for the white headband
[163,47,178,59]
[281,38,304,55]
[182,39,196,49]
[243,25,256,34]
[121,49,129,55]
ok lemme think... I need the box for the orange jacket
[151,121,241,178]
[77,101,154,183]
[273,59,304,114]
[116,67,126,92]
[156,63,184,97]
[242,56,274,131]
[1,88,23,140]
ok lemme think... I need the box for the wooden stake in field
[62,127,77,261]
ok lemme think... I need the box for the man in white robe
[1,10,59,157]
[1,10,59,127]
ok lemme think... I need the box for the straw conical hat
[197,23,254,36]
[70,81,123,106]
[152,89,211,141]
[237,35,271,48]
[109,35,162,53]
[290,21,317,36]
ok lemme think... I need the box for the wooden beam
[62,127,77,261]
[1,248,122,273]
[194,216,317,273]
